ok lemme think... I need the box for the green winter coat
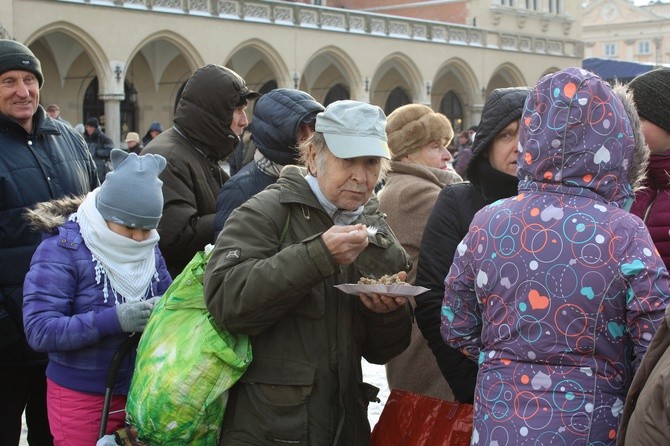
[204,165,413,445]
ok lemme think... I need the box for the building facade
[583,0,670,66]
[1,0,583,145]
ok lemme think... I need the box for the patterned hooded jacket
[442,68,670,445]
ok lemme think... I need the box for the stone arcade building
[1,0,583,145]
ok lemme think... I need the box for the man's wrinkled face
[0,70,39,131]
[307,146,381,211]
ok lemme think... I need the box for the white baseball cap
[315,100,391,159]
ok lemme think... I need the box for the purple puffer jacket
[442,68,670,445]
[23,197,172,395]
[630,154,670,270]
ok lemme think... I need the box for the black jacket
[415,87,529,403]
[142,64,254,277]
[214,88,324,239]
[0,107,98,367]
[84,126,114,182]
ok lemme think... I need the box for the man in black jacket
[0,39,98,445]
[84,116,114,183]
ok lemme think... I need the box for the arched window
[83,77,137,136]
[324,83,350,107]
[83,77,104,124]
[440,90,464,132]
[259,80,277,94]
[384,87,411,115]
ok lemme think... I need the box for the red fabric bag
[371,389,473,446]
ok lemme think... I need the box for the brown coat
[141,65,250,277]
[378,161,462,401]
[618,304,670,445]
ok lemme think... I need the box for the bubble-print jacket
[442,67,670,445]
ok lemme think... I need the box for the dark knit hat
[0,39,43,87]
[86,117,99,128]
[96,149,167,230]
[386,104,453,160]
[628,67,670,132]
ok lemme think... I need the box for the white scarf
[74,189,160,304]
[305,174,364,225]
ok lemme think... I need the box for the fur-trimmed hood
[25,195,85,233]
[519,67,648,208]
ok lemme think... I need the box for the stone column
[99,94,123,147]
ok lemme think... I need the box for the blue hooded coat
[214,88,323,238]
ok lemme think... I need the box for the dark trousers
[0,364,53,446]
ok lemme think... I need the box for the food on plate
[358,273,408,285]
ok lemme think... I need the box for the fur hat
[125,132,140,144]
[386,104,453,160]
[628,67,670,133]
[0,39,43,87]
[96,149,166,230]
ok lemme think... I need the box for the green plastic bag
[126,248,252,445]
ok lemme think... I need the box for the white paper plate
[334,283,429,297]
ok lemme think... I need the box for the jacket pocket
[232,356,316,444]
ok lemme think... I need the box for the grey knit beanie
[0,40,43,87]
[96,149,166,230]
[628,67,670,133]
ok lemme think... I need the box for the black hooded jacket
[141,64,258,277]
[415,87,530,403]
[84,125,113,183]
[213,89,323,239]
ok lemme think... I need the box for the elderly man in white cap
[0,39,98,445]
[205,100,413,446]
